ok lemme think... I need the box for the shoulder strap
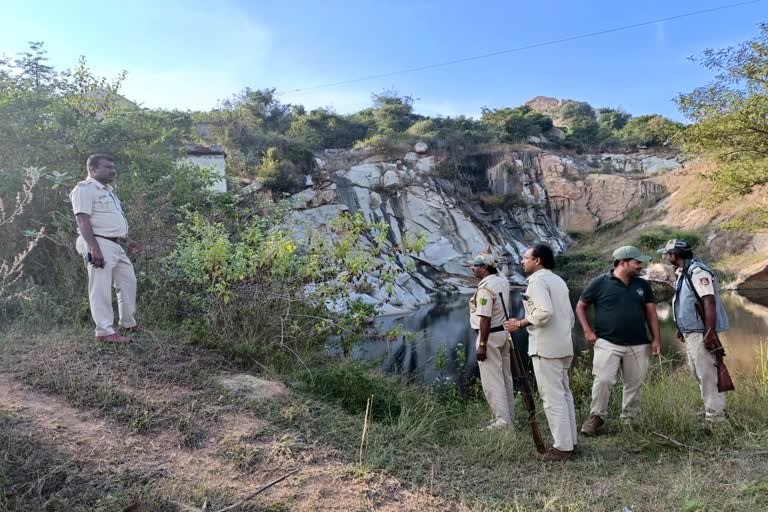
[683,260,704,306]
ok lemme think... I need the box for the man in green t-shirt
[576,246,661,435]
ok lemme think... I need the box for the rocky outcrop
[584,152,684,175]
[286,144,672,312]
[540,153,666,232]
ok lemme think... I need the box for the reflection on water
[355,289,768,385]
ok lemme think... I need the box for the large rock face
[540,153,666,232]
[286,145,671,312]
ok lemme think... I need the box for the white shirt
[69,177,129,238]
[523,269,574,358]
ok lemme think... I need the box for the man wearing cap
[659,239,730,426]
[468,246,514,430]
[504,243,578,461]
[70,154,143,343]
[576,246,661,435]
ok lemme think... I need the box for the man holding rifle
[504,244,578,461]
[659,239,733,428]
[468,247,515,431]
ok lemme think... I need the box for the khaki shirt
[69,177,129,238]
[674,266,715,297]
[523,269,574,358]
[469,273,510,330]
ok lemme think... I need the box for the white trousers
[683,332,726,421]
[532,355,577,451]
[477,331,515,423]
[589,338,651,420]
[76,236,137,336]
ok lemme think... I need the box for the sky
[1,0,765,121]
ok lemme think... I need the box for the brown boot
[580,414,604,436]
[536,447,576,461]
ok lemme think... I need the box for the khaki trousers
[532,355,577,451]
[477,331,515,423]
[76,236,137,337]
[683,332,726,421]
[589,338,650,420]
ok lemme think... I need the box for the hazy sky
[2,0,765,120]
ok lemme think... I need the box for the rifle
[683,263,735,393]
[499,293,546,454]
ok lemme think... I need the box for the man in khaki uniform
[659,239,730,427]
[504,244,577,461]
[70,154,142,343]
[468,247,514,430]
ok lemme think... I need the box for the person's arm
[477,316,491,362]
[76,214,104,268]
[524,278,553,327]
[644,302,661,355]
[576,300,597,345]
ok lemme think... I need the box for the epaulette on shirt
[74,179,95,188]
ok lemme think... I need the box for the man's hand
[477,344,488,362]
[89,246,105,268]
[503,319,519,333]
[676,330,684,342]
[651,338,661,356]
[703,330,722,354]
[584,329,598,345]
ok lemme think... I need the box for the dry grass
[1,328,768,511]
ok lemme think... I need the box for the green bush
[555,250,610,287]
[635,228,702,254]
[297,360,404,422]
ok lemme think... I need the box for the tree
[560,102,599,144]
[370,90,417,135]
[618,115,683,147]
[676,22,768,197]
[480,105,553,141]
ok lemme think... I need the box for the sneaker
[480,418,511,431]
[580,414,604,436]
[96,333,132,343]
[536,447,576,461]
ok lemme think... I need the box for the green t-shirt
[579,272,655,346]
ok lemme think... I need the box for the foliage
[560,101,599,145]
[166,204,427,368]
[370,89,420,135]
[480,105,553,142]
[0,167,45,303]
[554,250,609,287]
[296,360,405,422]
[676,22,768,198]
[635,228,702,254]
[720,206,768,232]
[617,115,684,147]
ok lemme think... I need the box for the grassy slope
[1,328,767,511]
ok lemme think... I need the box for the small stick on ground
[650,431,709,453]
[172,469,301,512]
[359,395,373,465]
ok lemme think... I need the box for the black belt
[473,325,505,334]
[95,234,126,244]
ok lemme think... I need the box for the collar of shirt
[478,274,499,288]
[526,268,551,283]
[85,176,113,192]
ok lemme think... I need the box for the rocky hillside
[280,143,684,313]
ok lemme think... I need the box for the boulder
[219,374,288,400]
[414,142,429,153]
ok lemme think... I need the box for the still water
[354,290,768,385]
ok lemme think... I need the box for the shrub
[635,228,702,254]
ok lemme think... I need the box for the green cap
[612,246,652,262]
